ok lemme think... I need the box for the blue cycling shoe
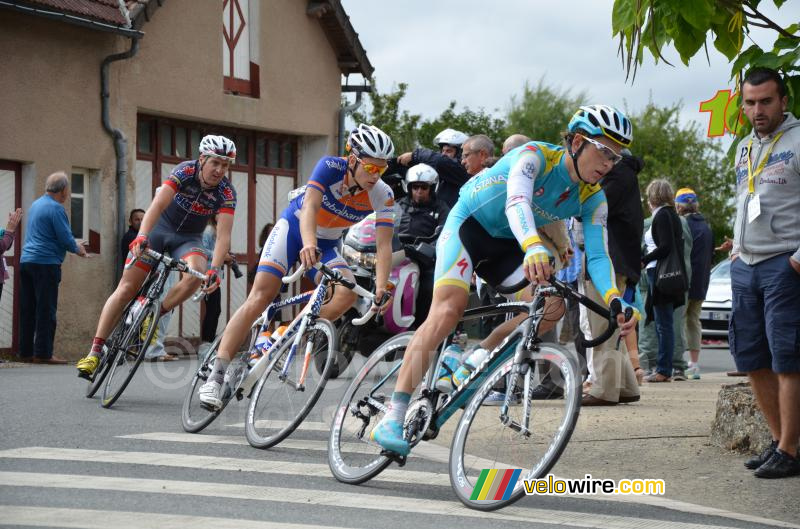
[370,417,409,456]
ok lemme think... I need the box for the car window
[710,259,731,281]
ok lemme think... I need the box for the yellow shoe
[76,355,100,378]
[140,313,159,345]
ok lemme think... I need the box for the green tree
[351,82,422,154]
[631,100,734,245]
[505,80,588,144]
[612,0,799,137]
[416,102,507,154]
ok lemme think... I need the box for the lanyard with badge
[746,131,784,223]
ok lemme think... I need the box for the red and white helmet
[199,135,236,162]
[348,124,394,160]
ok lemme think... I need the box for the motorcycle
[322,213,438,378]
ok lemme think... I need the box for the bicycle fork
[500,362,534,438]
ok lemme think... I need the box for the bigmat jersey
[285,156,395,241]
[459,141,618,302]
[162,160,237,234]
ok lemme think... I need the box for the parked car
[700,259,731,338]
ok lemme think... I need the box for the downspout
[338,90,364,155]
[101,36,140,283]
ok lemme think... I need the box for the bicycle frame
[233,271,338,400]
[380,277,616,443]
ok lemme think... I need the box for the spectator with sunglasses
[198,124,397,410]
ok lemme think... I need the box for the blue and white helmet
[403,163,439,193]
[568,105,633,148]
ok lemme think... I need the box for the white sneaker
[687,365,701,380]
[198,380,222,410]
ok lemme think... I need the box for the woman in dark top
[641,179,686,382]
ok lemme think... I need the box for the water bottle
[126,296,146,325]
[435,344,464,393]
[254,329,274,354]
[451,347,489,388]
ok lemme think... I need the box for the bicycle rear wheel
[181,324,258,433]
[328,332,412,485]
[245,319,336,449]
[449,343,581,511]
[101,301,159,409]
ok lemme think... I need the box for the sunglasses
[356,157,388,176]
[580,135,623,165]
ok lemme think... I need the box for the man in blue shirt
[19,171,88,363]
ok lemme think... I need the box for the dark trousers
[413,264,435,329]
[647,267,675,377]
[201,288,222,343]
[19,263,61,359]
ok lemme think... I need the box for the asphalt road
[0,344,786,529]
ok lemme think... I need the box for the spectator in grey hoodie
[729,67,800,479]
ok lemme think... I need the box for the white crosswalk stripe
[1,506,336,529]
[0,446,451,486]
[1,435,797,529]
[0,472,760,529]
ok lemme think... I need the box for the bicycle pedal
[380,450,407,467]
[77,371,92,381]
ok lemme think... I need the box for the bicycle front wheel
[181,324,258,433]
[328,332,412,485]
[86,304,132,398]
[449,343,581,511]
[245,319,336,449]
[101,301,159,409]
[181,334,224,433]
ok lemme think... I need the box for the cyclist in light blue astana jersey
[372,105,641,456]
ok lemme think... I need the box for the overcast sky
[340,1,798,144]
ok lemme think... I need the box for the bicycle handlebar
[547,277,632,349]
[282,262,381,326]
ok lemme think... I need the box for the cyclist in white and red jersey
[77,135,237,377]
[199,124,397,409]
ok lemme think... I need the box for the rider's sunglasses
[580,135,623,165]
[356,157,388,176]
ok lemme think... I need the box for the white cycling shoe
[198,380,222,410]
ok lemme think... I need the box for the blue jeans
[647,267,674,377]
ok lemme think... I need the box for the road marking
[2,447,795,529]
[118,431,382,455]
[0,447,449,486]
[0,472,767,529]
[0,505,337,529]
[226,420,330,431]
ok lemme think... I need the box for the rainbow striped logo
[470,469,522,501]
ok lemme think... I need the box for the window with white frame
[69,168,101,252]
[223,0,260,97]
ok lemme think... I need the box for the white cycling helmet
[403,163,439,193]
[199,135,237,161]
[433,128,469,148]
[568,105,633,148]
[347,124,395,160]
